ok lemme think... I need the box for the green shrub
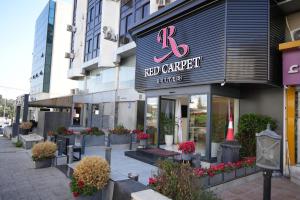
[109,124,131,135]
[15,140,23,148]
[149,160,219,200]
[236,113,277,157]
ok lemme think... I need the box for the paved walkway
[69,145,157,185]
[0,135,73,200]
[215,173,300,200]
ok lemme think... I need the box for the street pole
[3,99,6,118]
[263,169,272,200]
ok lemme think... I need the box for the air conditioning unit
[291,28,300,41]
[67,24,76,32]
[113,54,121,65]
[119,35,130,45]
[65,52,75,59]
[157,0,170,9]
[103,26,117,42]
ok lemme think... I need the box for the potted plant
[81,127,105,146]
[234,160,245,178]
[160,113,174,147]
[109,125,131,144]
[178,141,195,160]
[70,156,110,199]
[193,168,209,188]
[243,157,256,175]
[223,162,235,182]
[32,141,57,168]
[19,122,32,135]
[208,163,224,186]
[137,132,150,147]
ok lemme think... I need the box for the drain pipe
[67,145,74,164]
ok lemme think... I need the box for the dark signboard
[132,0,284,91]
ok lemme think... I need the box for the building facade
[279,1,300,185]
[131,0,285,162]
[67,0,173,130]
[29,0,77,120]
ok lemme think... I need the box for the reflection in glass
[159,99,175,145]
[189,95,207,156]
[211,95,239,158]
[146,98,158,145]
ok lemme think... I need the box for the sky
[0,0,70,100]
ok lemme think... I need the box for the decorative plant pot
[209,173,223,186]
[76,190,102,200]
[139,139,147,146]
[235,167,245,178]
[223,171,235,182]
[165,135,173,146]
[211,142,220,158]
[21,129,30,135]
[83,135,105,147]
[35,158,53,168]
[110,134,131,144]
[245,166,256,175]
[196,176,209,188]
[181,153,193,161]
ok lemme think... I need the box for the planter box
[139,139,147,146]
[235,167,245,178]
[256,166,261,172]
[35,159,53,168]
[209,173,223,186]
[84,135,105,147]
[110,134,131,144]
[245,166,256,175]
[223,171,235,182]
[76,190,102,200]
[198,176,209,188]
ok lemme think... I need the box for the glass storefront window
[189,95,207,156]
[211,96,239,158]
[86,68,116,93]
[146,97,158,146]
[118,66,135,89]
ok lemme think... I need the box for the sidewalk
[0,135,73,200]
[214,173,300,200]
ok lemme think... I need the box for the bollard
[128,173,139,181]
[57,140,63,156]
[67,145,74,164]
[263,169,272,200]
[105,147,112,166]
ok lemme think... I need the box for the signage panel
[283,49,300,86]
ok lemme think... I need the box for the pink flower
[178,141,195,154]
[148,177,157,185]
[73,192,80,197]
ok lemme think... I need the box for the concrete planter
[194,176,209,188]
[181,153,193,161]
[223,171,235,182]
[164,135,173,146]
[110,134,131,144]
[235,167,245,178]
[35,158,53,168]
[245,166,256,175]
[209,173,223,186]
[76,190,102,200]
[84,135,105,147]
[139,139,147,146]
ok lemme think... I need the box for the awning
[28,96,73,108]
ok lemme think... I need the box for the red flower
[73,192,80,197]
[86,128,92,133]
[148,177,157,185]
[178,141,195,154]
[132,129,142,134]
[77,180,84,189]
[138,132,150,140]
[193,168,207,177]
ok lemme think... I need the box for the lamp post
[256,124,281,200]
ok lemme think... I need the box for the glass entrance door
[159,99,176,145]
[189,95,208,156]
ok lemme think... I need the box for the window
[119,0,150,46]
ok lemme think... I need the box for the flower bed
[178,141,195,160]
[193,157,257,187]
[80,127,105,147]
[109,125,132,144]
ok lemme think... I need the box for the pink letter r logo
[154,26,189,63]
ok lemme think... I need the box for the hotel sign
[144,25,204,84]
[283,49,300,86]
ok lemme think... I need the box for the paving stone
[0,137,73,200]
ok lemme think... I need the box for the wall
[239,86,283,135]
[98,0,120,67]
[37,111,71,138]
[68,0,88,79]
[117,101,137,130]
[50,0,77,98]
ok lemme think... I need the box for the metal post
[129,133,133,150]
[57,140,63,156]
[105,147,112,165]
[67,145,74,164]
[263,169,272,200]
